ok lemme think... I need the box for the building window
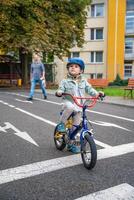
[126,15,134,33]
[89,73,103,79]
[127,0,134,11]
[91,4,104,17]
[91,28,103,40]
[97,73,103,79]
[124,64,132,78]
[90,73,96,79]
[72,52,79,57]
[90,51,103,63]
[125,37,134,54]
[96,52,103,62]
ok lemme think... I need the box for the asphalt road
[0,90,134,200]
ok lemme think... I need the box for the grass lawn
[97,87,125,97]
[48,85,131,97]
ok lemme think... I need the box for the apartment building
[125,0,134,80]
[55,0,134,83]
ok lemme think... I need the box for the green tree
[0,0,91,84]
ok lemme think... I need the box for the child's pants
[60,101,81,126]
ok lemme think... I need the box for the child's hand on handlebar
[98,91,105,100]
[55,92,63,97]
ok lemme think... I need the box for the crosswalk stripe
[74,183,134,200]
[0,142,134,185]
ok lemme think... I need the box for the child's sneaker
[57,122,66,133]
[67,144,80,153]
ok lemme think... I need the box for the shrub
[109,74,128,86]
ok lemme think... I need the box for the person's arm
[30,64,33,80]
[85,80,98,96]
[85,80,105,98]
[55,80,65,97]
[40,63,45,80]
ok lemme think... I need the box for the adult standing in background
[27,54,47,101]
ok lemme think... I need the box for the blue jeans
[29,79,47,98]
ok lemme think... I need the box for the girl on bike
[55,57,104,153]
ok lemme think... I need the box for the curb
[100,100,134,108]
[45,90,134,108]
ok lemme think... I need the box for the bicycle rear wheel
[54,125,66,150]
[81,133,97,170]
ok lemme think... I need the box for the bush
[109,74,128,86]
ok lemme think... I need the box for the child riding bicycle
[55,57,104,153]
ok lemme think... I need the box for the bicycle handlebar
[62,93,99,108]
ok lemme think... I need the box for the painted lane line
[0,100,15,108]
[8,105,15,108]
[10,92,61,105]
[0,99,111,148]
[0,100,131,148]
[1,97,131,133]
[15,107,56,127]
[13,109,112,148]
[74,183,134,200]
[89,120,131,132]
[95,139,112,148]
[15,98,33,104]
[87,110,134,122]
[14,108,114,148]
[6,92,134,122]
[3,102,8,105]
[0,142,134,185]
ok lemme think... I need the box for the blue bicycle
[54,93,100,170]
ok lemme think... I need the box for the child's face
[68,64,82,76]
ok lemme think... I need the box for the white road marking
[3,102,8,105]
[14,107,132,135]
[15,107,56,126]
[9,92,61,105]
[0,98,132,132]
[87,110,134,122]
[0,142,134,185]
[0,122,38,146]
[95,139,112,148]
[15,98,33,104]
[74,183,134,200]
[1,99,111,148]
[8,105,15,108]
[0,99,132,138]
[5,91,134,122]
[89,120,131,132]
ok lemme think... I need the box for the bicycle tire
[54,125,66,150]
[81,133,97,170]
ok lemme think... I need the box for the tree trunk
[19,48,28,86]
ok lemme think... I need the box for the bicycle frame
[62,93,99,142]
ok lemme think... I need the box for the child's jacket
[57,74,98,103]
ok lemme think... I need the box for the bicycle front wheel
[81,133,97,170]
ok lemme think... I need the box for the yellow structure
[0,49,5,55]
[17,79,22,87]
[107,0,126,81]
